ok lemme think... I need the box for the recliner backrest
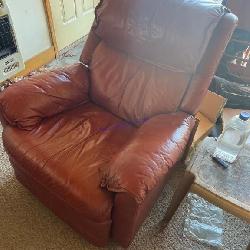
[82,0,237,126]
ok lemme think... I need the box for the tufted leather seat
[0,0,237,247]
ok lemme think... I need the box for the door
[47,0,98,52]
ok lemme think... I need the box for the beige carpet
[0,42,249,250]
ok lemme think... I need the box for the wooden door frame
[43,0,60,56]
[42,0,98,56]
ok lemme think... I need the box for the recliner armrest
[101,112,196,203]
[0,63,89,130]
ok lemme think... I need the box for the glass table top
[187,137,250,211]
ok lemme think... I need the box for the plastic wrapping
[244,133,250,151]
[183,193,224,248]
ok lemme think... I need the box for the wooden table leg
[159,171,195,230]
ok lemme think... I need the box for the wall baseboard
[15,46,55,78]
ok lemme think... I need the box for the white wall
[6,0,52,61]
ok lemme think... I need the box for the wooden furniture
[162,137,250,227]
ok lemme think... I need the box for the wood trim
[191,183,250,223]
[160,171,195,228]
[15,46,55,78]
[43,0,59,56]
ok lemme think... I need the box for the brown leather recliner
[225,0,250,32]
[0,0,237,248]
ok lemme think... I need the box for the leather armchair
[0,0,237,248]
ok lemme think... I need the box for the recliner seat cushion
[3,103,135,223]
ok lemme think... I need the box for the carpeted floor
[0,41,249,250]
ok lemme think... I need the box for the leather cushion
[0,64,89,130]
[3,103,135,223]
[95,0,226,73]
[101,112,195,203]
[90,42,189,125]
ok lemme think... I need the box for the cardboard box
[193,91,226,145]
